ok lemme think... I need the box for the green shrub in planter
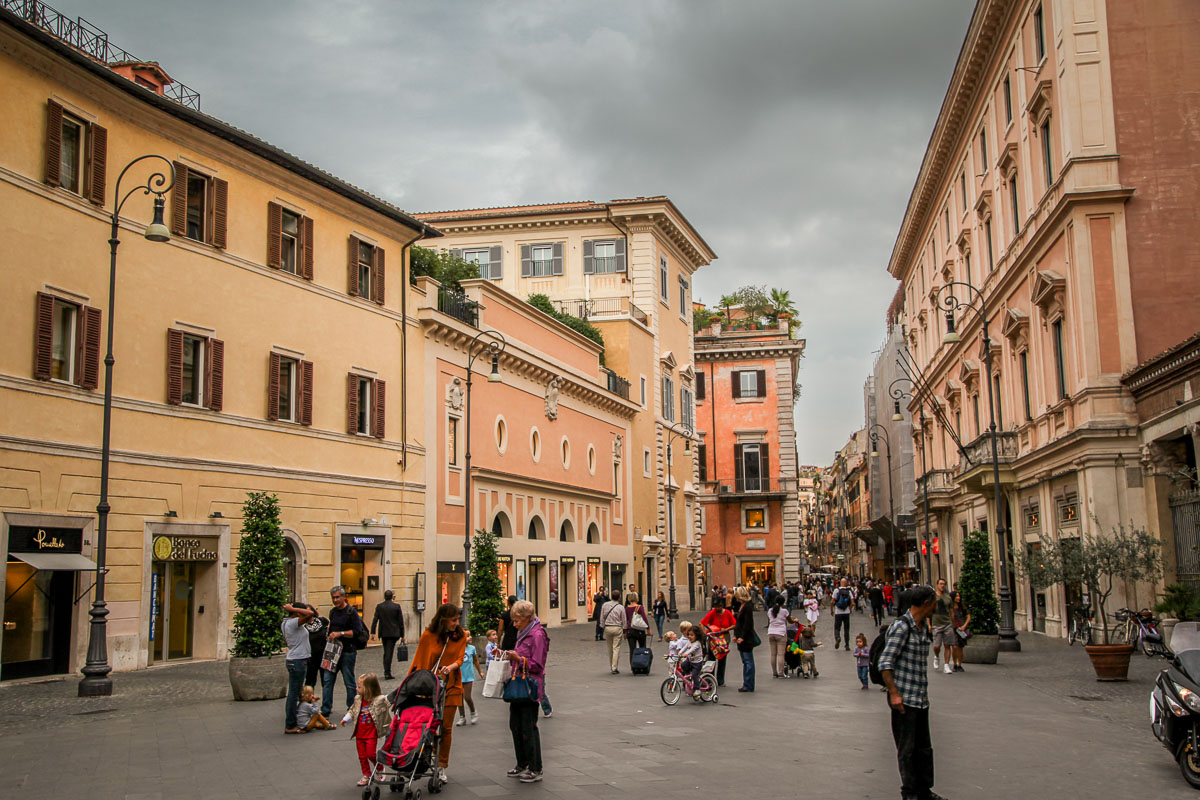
[467,528,505,635]
[959,529,1000,636]
[231,492,288,658]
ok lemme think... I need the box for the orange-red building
[695,313,806,588]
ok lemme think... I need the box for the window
[1033,4,1046,62]
[735,443,769,492]
[944,207,951,243]
[45,100,106,204]
[972,394,981,437]
[681,386,694,430]
[1052,319,1067,400]
[583,239,625,274]
[166,329,224,410]
[358,241,373,298]
[662,374,675,421]
[959,173,967,213]
[955,410,962,439]
[531,428,542,461]
[659,255,669,302]
[586,445,596,474]
[267,203,313,279]
[266,353,310,423]
[346,373,385,438]
[964,250,972,286]
[1040,120,1053,186]
[171,162,228,247]
[979,128,988,169]
[733,369,766,399]
[280,210,300,274]
[457,246,502,280]
[640,376,646,406]
[448,418,459,466]
[696,371,706,400]
[34,292,99,389]
[1003,76,1013,124]
[561,437,571,468]
[520,242,562,277]
[697,443,707,482]
[1008,173,1020,235]
[643,447,651,477]
[51,299,77,382]
[181,335,205,406]
[613,460,621,498]
[744,508,765,529]
[495,417,507,452]
[992,374,1004,430]
[678,276,689,315]
[1020,351,1032,420]
[346,237,385,304]
[275,356,297,422]
[985,217,995,271]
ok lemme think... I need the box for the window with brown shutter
[174,164,226,247]
[87,124,107,205]
[731,371,742,399]
[346,372,359,434]
[33,292,55,380]
[171,161,189,235]
[44,99,106,202]
[266,202,283,268]
[168,329,223,410]
[44,100,63,186]
[373,379,385,439]
[212,178,228,249]
[207,339,224,412]
[347,237,361,296]
[755,369,767,397]
[301,216,314,280]
[372,247,385,305]
[79,306,100,389]
[34,292,99,388]
[167,329,184,404]
[299,360,313,426]
[268,351,282,421]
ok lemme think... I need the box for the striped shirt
[877,612,930,709]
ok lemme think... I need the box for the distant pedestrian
[879,584,943,800]
[371,589,405,680]
[700,597,736,687]
[950,591,971,673]
[733,586,757,692]
[504,600,548,783]
[766,596,796,678]
[282,601,315,734]
[624,592,650,658]
[831,578,854,650]
[853,633,871,690]
[882,582,895,615]
[340,672,390,787]
[320,586,367,719]
[930,579,955,675]
[592,586,608,641]
[500,595,519,650]
[652,592,668,641]
[600,590,626,674]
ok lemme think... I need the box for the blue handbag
[502,661,538,703]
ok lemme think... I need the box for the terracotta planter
[1084,643,1135,681]
[229,654,289,701]
[962,634,999,664]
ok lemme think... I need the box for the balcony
[703,475,794,501]
[955,431,1019,492]
[914,469,958,511]
[602,368,631,400]
[554,297,648,327]
[437,286,478,327]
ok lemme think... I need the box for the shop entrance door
[529,563,542,616]
[151,561,195,663]
[2,565,73,680]
[740,562,775,587]
[560,563,571,620]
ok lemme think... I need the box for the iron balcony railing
[955,431,1019,475]
[437,286,478,327]
[5,0,202,110]
[603,368,630,400]
[554,297,648,326]
[701,476,798,495]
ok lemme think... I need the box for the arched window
[283,537,300,600]
[559,520,575,542]
[491,511,513,538]
[587,523,600,544]
[527,516,546,540]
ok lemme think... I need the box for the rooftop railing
[554,297,648,326]
[437,286,479,327]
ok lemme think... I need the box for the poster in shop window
[516,558,526,601]
[548,559,559,609]
[577,560,586,606]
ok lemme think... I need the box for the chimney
[109,61,174,96]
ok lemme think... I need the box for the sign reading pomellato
[152,535,218,562]
[8,525,83,554]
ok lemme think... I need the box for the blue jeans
[320,649,357,716]
[540,683,552,716]
[857,664,870,688]
[739,649,755,691]
[285,658,307,729]
[654,613,666,639]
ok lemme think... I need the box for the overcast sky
[64,0,974,465]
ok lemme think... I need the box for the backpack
[869,617,913,687]
[350,609,369,649]
[834,588,852,611]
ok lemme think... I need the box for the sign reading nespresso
[342,534,383,548]
[8,526,83,554]
[152,536,218,562]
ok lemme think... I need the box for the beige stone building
[414,200,716,610]
[889,0,1200,637]
[0,9,435,679]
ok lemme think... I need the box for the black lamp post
[936,281,1020,652]
[889,377,933,582]
[460,330,506,631]
[79,156,175,698]
[663,420,692,618]
[868,424,897,582]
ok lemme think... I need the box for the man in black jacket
[371,589,405,680]
[592,586,608,640]
[320,585,365,717]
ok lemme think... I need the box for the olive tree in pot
[1014,521,1161,681]
[228,492,290,700]
[959,529,1001,664]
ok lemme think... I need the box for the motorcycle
[1151,622,1200,788]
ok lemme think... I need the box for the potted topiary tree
[228,492,290,700]
[958,529,1001,664]
[466,528,505,649]
[1013,521,1161,681]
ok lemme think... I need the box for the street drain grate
[1069,694,1108,702]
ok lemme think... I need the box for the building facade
[694,315,806,588]
[414,199,715,609]
[0,9,433,679]
[888,0,1200,636]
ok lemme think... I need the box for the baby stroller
[367,669,447,800]
[782,619,801,677]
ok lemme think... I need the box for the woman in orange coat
[408,603,468,783]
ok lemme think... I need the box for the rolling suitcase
[630,646,653,675]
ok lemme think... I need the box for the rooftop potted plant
[958,529,1001,664]
[228,491,289,700]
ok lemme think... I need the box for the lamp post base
[998,586,1021,652]
[78,601,113,697]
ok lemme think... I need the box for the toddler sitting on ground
[297,685,334,731]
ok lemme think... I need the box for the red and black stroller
[366,669,447,799]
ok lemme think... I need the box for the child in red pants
[341,673,391,786]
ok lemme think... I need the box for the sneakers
[944,662,953,674]
[519,770,543,783]
[470,710,479,724]
[507,766,526,778]
[543,710,552,718]
[455,716,465,726]
[437,768,448,783]
[933,654,940,669]
[955,665,965,673]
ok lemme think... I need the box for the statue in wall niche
[613,434,623,460]
[447,377,463,410]
[545,377,562,420]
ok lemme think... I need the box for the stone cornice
[473,466,616,502]
[694,342,806,363]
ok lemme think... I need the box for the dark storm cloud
[63,0,974,463]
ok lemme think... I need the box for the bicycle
[1067,604,1092,646]
[660,655,718,705]
[1111,607,1171,657]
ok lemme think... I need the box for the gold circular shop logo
[153,536,173,561]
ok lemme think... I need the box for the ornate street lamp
[663,420,692,618]
[80,157,175,698]
[936,281,1020,652]
[460,330,506,631]
[868,424,897,581]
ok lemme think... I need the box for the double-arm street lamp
[868,424,897,581]
[79,156,175,698]
[460,330,506,631]
[937,281,1020,652]
[889,377,933,583]
[663,420,692,618]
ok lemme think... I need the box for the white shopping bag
[482,656,511,698]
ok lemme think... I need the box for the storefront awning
[11,552,98,571]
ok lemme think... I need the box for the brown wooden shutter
[166,328,184,404]
[373,379,386,439]
[696,371,705,400]
[372,246,385,305]
[266,202,282,268]
[171,162,188,235]
[212,178,228,248]
[79,306,101,390]
[347,236,360,296]
[301,216,314,280]
[755,369,766,397]
[760,443,771,485]
[731,370,742,399]
[33,292,55,380]
[300,360,313,426]
[207,338,224,412]
[346,372,359,434]
[734,444,744,489]
[44,100,63,186]
[87,124,107,206]
[267,352,281,420]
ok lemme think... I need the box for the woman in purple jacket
[504,599,548,783]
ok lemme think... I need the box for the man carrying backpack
[320,585,367,718]
[878,584,946,800]
[831,578,854,651]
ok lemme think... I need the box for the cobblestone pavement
[0,609,1193,798]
